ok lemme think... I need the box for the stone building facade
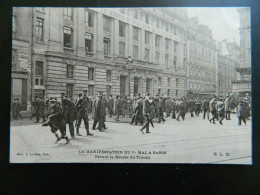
[11,7,188,111]
[186,17,218,99]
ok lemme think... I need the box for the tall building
[217,40,240,97]
[11,7,188,111]
[232,8,251,97]
[186,17,218,99]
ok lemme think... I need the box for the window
[35,61,44,76]
[165,39,169,50]
[85,33,93,52]
[36,18,44,41]
[35,78,39,85]
[145,14,149,24]
[40,79,44,85]
[155,35,160,47]
[144,49,149,61]
[104,16,112,32]
[134,9,138,19]
[133,27,139,41]
[168,78,170,86]
[145,31,150,44]
[155,52,160,64]
[158,77,162,85]
[119,21,126,37]
[165,54,169,67]
[104,38,110,56]
[66,84,74,99]
[176,89,178,97]
[133,46,139,60]
[36,8,44,12]
[64,27,73,48]
[88,68,94,80]
[176,78,179,88]
[158,89,161,96]
[12,49,17,69]
[88,85,94,96]
[12,15,17,38]
[67,65,73,78]
[173,56,177,68]
[85,10,93,27]
[64,8,73,21]
[119,42,125,57]
[107,70,112,81]
[167,89,170,97]
[174,41,177,52]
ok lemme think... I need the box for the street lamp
[126,56,133,96]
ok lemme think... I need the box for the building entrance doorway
[120,76,127,96]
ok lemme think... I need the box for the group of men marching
[21,90,251,144]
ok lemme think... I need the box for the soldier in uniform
[107,95,114,118]
[140,93,152,134]
[62,95,77,138]
[189,98,195,117]
[75,90,94,136]
[224,95,231,120]
[209,97,217,124]
[42,98,70,144]
[202,97,209,119]
[216,97,225,125]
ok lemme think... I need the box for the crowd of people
[11,90,251,144]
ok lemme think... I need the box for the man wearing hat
[107,95,114,118]
[140,93,152,134]
[237,99,247,125]
[62,95,77,138]
[42,98,70,144]
[158,97,165,123]
[188,98,195,117]
[75,90,93,136]
[209,97,217,124]
[216,97,225,125]
[202,97,209,119]
[93,92,106,132]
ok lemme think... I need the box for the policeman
[42,98,70,144]
[75,90,93,136]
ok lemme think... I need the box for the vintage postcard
[10,7,251,164]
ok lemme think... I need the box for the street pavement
[10,113,251,164]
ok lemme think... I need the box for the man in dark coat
[195,98,202,116]
[140,93,152,134]
[189,98,195,117]
[76,90,94,136]
[107,95,114,118]
[62,95,77,138]
[154,94,159,118]
[176,98,185,121]
[34,96,42,123]
[158,97,165,123]
[171,99,176,119]
[93,92,106,132]
[29,97,37,120]
[42,98,70,144]
[237,99,246,125]
[202,97,209,119]
[39,97,46,122]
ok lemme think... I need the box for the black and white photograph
[10,7,252,164]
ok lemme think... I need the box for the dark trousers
[158,110,165,123]
[68,122,75,138]
[209,111,217,123]
[172,110,176,119]
[77,113,89,131]
[141,116,151,132]
[203,109,209,119]
[238,117,246,125]
[190,111,194,117]
[225,111,231,120]
[177,111,185,120]
[50,123,68,139]
[218,111,225,124]
[108,108,114,117]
